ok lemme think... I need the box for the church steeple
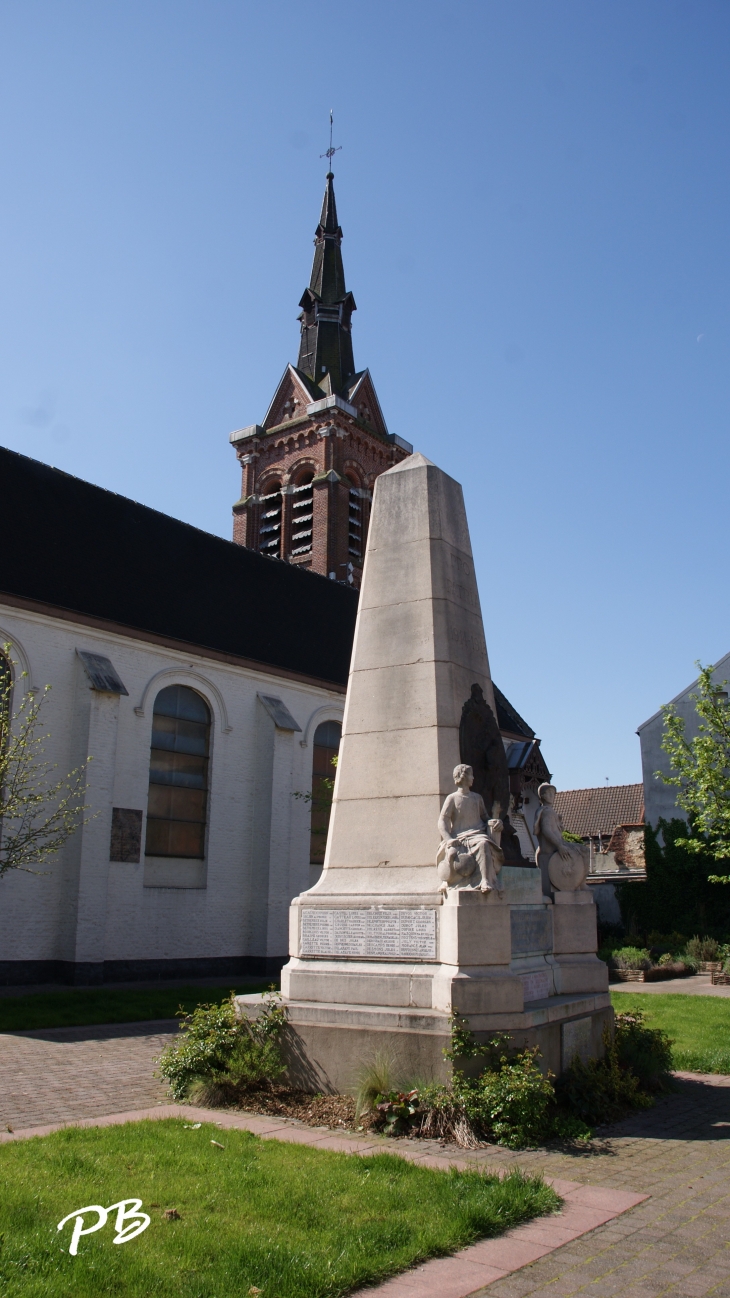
[297,172,356,395]
[231,161,413,585]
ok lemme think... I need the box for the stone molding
[133,667,233,733]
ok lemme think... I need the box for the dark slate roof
[0,446,358,687]
[493,685,535,739]
[297,172,357,395]
[555,785,645,837]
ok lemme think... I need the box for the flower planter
[711,971,730,986]
[699,962,722,974]
[610,969,646,982]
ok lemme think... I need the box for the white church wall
[0,602,344,981]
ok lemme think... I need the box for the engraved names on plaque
[300,908,436,960]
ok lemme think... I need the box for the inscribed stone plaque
[562,1017,593,1070]
[511,908,551,955]
[110,808,143,863]
[301,908,436,960]
[520,969,552,1003]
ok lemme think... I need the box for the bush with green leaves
[361,1009,670,1150]
[612,1011,673,1089]
[684,935,720,963]
[611,946,651,971]
[454,1040,558,1149]
[557,1011,672,1125]
[157,988,286,1103]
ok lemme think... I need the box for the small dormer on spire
[297,172,356,395]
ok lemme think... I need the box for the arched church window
[346,475,363,560]
[310,719,341,865]
[145,685,210,859]
[259,480,282,556]
[291,472,314,556]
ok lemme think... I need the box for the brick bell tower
[230,170,412,586]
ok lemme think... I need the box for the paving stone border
[0,1103,647,1297]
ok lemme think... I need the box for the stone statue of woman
[534,782,587,896]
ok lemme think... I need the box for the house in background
[637,651,730,828]
[554,784,646,927]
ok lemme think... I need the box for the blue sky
[0,1,728,789]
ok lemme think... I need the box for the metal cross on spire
[320,110,341,170]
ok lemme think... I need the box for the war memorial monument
[240,451,611,1090]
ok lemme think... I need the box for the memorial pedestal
[239,868,611,1092]
[255,455,611,1094]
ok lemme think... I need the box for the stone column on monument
[281,452,524,1016]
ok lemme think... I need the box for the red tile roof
[554,784,644,837]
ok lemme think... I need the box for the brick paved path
[1,1021,728,1295]
[0,1020,176,1130]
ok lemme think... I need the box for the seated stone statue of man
[437,764,504,895]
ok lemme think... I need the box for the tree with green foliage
[0,649,89,877]
[658,662,730,883]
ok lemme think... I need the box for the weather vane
[320,110,341,170]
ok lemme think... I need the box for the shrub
[684,935,720,963]
[557,1012,672,1124]
[421,1026,558,1150]
[454,1041,557,1149]
[597,922,626,948]
[557,1030,649,1125]
[612,946,651,971]
[647,930,688,956]
[612,1011,673,1090]
[360,1009,670,1151]
[157,988,286,1102]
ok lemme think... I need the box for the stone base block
[431,967,523,1014]
[552,956,609,995]
[552,902,598,955]
[282,959,435,1008]
[235,992,614,1093]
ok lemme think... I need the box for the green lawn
[0,1119,558,1298]
[611,992,730,1073]
[0,982,271,1033]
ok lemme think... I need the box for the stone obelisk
[318,451,496,898]
[266,453,610,1091]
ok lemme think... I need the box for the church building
[0,171,549,986]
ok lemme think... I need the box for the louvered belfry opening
[290,474,314,556]
[145,685,211,859]
[348,483,362,560]
[258,481,282,556]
